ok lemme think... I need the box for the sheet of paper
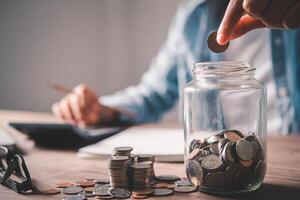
[78,127,185,162]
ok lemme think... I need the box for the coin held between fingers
[207,31,230,53]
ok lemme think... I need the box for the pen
[46,81,136,118]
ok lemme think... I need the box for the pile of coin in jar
[186,130,266,191]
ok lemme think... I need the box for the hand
[217,0,300,45]
[52,84,117,126]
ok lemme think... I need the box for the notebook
[78,127,185,162]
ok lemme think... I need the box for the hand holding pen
[47,81,135,127]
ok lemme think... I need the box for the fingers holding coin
[218,0,300,44]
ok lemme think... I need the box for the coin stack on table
[52,146,199,199]
[108,155,130,188]
[187,130,266,192]
[136,154,155,180]
[131,162,154,197]
[112,146,133,157]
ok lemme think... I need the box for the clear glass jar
[183,62,267,195]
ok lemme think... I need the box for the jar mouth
[193,61,255,78]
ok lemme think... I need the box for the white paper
[78,127,185,162]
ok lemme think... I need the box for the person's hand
[217,0,300,45]
[52,84,117,126]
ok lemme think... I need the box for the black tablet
[9,122,124,148]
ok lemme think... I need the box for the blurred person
[52,0,300,134]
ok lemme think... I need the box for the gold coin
[152,183,175,189]
[84,187,95,193]
[224,131,243,143]
[240,159,253,167]
[75,180,95,188]
[42,188,61,195]
[56,181,74,188]
[131,193,149,199]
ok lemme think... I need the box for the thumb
[230,14,265,40]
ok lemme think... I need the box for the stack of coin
[108,155,130,188]
[53,146,199,199]
[131,162,152,191]
[136,154,155,180]
[112,146,133,157]
[187,130,266,190]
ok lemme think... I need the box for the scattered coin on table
[109,188,131,199]
[75,180,95,188]
[80,190,95,198]
[94,185,110,196]
[63,186,83,195]
[175,179,192,187]
[50,146,199,199]
[62,194,86,200]
[174,185,197,193]
[131,193,149,199]
[41,188,61,195]
[153,188,174,196]
[56,182,74,188]
[156,175,180,182]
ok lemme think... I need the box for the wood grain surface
[0,110,300,200]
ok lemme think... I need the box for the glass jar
[183,61,267,195]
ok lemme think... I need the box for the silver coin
[81,191,95,198]
[188,148,201,160]
[236,138,255,160]
[63,186,83,195]
[96,195,113,199]
[136,154,155,162]
[156,175,180,182]
[0,146,8,157]
[186,160,203,185]
[174,185,197,193]
[209,143,219,154]
[175,179,192,187]
[245,135,261,153]
[109,188,131,199]
[153,188,174,196]
[62,194,86,200]
[189,139,202,153]
[94,186,110,196]
[132,163,151,170]
[222,141,235,163]
[206,135,222,144]
[201,154,223,170]
[114,146,133,152]
[218,138,230,154]
[207,31,230,53]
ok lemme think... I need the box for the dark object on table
[0,146,33,194]
[9,123,125,148]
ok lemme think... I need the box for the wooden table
[0,109,300,200]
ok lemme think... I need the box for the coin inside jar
[186,160,203,185]
[207,31,230,53]
[236,138,255,160]
[201,154,223,171]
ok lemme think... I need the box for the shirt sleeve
[99,4,187,124]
